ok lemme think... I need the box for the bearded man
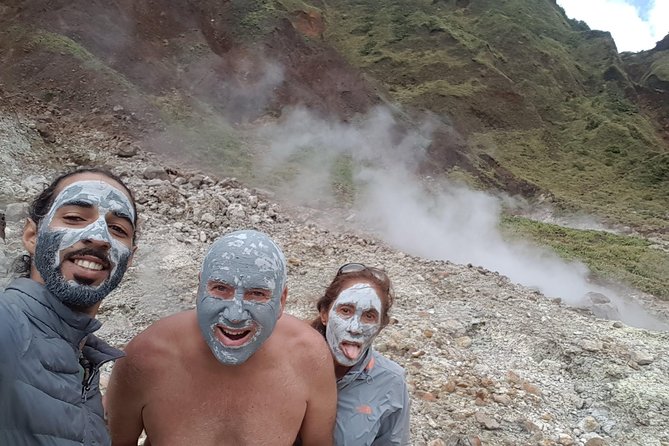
[0,168,138,445]
[106,229,336,446]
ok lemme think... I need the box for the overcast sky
[557,0,669,52]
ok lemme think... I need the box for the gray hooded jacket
[0,278,124,445]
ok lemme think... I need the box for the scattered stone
[578,416,599,432]
[630,350,654,365]
[444,435,481,446]
[492,393,512,405]
[117,144,139,158]
[474,412,501,430]
[557,433,574,445]
[584,437,606,446]
[580,339,603,352]
[522,381,542,396]
[455,336,472,349]
[4,203,28,223]
[201,213,216,224]
[415,390,438,402]
[189,174,205,187]
[227,203,246,219]
[142,167,169,181]
[0,250,9,278]
[35,122,55,143]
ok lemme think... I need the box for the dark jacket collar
[6,278,123,364]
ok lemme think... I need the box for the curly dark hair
[311,265,394,337]
[13,167,138,277]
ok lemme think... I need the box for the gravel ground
[1,108,668,446]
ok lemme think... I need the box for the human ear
[22,218,37,255]
[278,286,288,317]
[126,245,138,267]
[320,308,329,326]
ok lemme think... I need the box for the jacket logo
[357,405,373,414]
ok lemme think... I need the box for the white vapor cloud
[261,107,668,330]
[557,0,668,52]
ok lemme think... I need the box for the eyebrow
[110,210,134,227]
[61,199,93,209]
[61,200,134,227]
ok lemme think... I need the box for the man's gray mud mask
[326,283,382,367]
[34,180,135,309]
[196,230,287,365]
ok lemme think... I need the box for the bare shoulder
[275,314,332,368]
[123,310,198,368]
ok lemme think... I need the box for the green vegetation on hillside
[3,25,136,92]
[320,0,669,234]
[501,216,669,299]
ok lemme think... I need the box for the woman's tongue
[341,342,361,360]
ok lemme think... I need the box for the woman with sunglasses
[312,263,410,446]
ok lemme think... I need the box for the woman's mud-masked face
[196,230,287,366]
[34,180,135,309]
[326,283,382,367]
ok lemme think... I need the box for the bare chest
[142,367,308,446]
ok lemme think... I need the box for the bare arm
[105,337,150,446]
[298,338,337,446]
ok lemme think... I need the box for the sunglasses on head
[336,262,388,282]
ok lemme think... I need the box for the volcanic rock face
[2,101,669,445]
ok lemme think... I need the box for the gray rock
[142,167,169,181]
[4,203,28,223]
[630,350,654,365]
[201,213,216,224]
[0,250,8,278]
[117,144,139,158]
[21,175,48,193]
[227,203,246,219]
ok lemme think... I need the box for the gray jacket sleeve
[0,305,21,428]
[371,379,411,446]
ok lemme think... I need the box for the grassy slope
[316,0,668,296]
[2,2,666,297]
[320,0,669,234]
[501,216,669,300]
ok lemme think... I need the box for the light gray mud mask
[326,283,382,367]
[34,180,135,309]
[196,230,287,365]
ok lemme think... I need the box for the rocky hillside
[1,90,669,446]
[0,0,667,234]
[1,2,669,444]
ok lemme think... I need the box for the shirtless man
[106,229,337,446]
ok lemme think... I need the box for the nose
[223,299,249,323]
[83,237,111,250]
[81,219,113,249]
[347,317,362,335]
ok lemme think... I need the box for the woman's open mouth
[340,341,362,360]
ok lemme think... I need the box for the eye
[362,310,379,323]
[62,214,86,223]
[245,289,271,302]
[208,282,234,299]
[336,305,354,317]
[108,224,129,237]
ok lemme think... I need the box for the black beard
[34,230,130,310]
